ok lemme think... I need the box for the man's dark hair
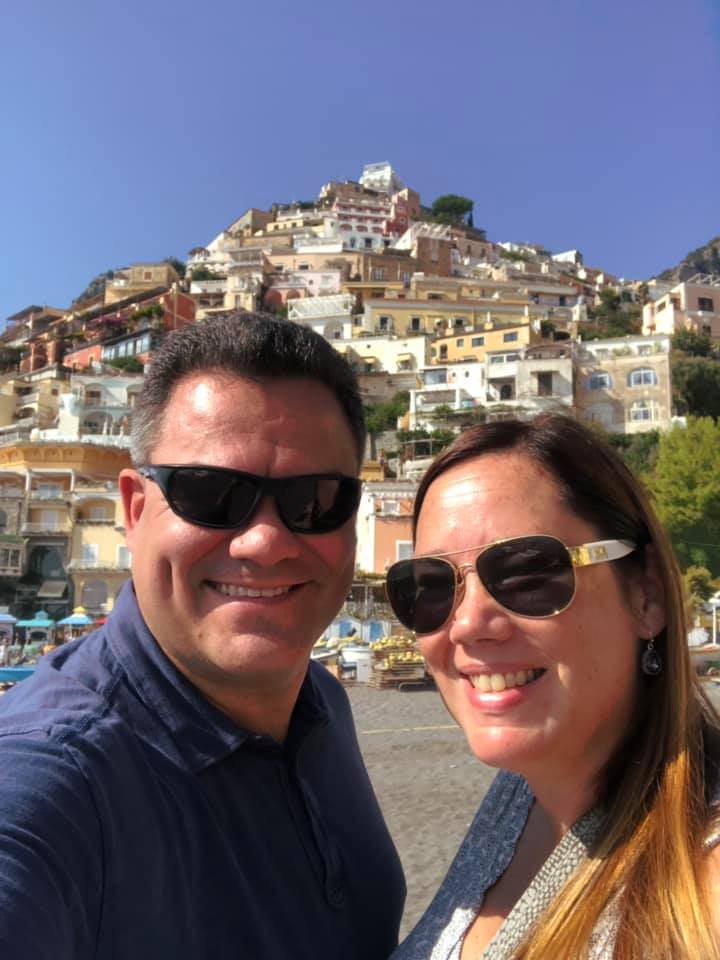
[130,312,366,465]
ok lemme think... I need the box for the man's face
[120,373,359,721]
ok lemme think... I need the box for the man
[0,314,405,959]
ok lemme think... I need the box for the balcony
[21,521,72,534]
[28,490,70,502]
[0,487,23,498]
[67,558,130,571]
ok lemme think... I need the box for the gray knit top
[391,769,720,960]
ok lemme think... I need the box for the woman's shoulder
[391,771,533,960]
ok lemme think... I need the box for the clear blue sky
[2,0,719,319]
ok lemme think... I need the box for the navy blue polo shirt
[0,582,405,959]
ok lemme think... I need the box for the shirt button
[328,884,346,908]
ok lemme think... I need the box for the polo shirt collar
[105,581,330,772]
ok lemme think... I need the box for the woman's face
[414,451,651,790]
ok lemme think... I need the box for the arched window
[629,400,659,422]
[81,579,108,612]
[628,367,657,387]
[586,372,612,390]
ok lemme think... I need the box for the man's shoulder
[0,629,125,751]
[308,659,353,717]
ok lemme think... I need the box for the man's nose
[227,495,302,563]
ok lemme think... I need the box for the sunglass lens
[476,536,575,617]
[279,477,359,532]
[386,558,456,633]
[168,469,257,527]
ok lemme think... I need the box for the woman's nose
[446,568,515,646]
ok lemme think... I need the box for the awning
[36,580,68,599]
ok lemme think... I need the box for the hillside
[71,269,119,306]
[657,235,720,283]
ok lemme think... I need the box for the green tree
[672,329,713,358]
[683,565,715,606]
[430,194,474,226]
[648,419,720,574]
[190,266,215,282]
[672,357,720,418]
[607,430,660,478]
[164,256,186,279]
[364,391,410,456]
[106,356,144,373]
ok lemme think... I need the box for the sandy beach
[346,684,495,938]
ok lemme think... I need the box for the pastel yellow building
[69,484,130,616]
[0,440,130,620]
[431,322,538,364]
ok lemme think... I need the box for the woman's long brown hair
[413,414,720,958]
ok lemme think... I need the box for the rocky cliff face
[658,235,720,282]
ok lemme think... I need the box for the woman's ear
[630,545,667,638]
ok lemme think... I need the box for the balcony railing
[67,559,130,571]
[28,491,70,501]
[21,522,72,534]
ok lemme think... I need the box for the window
[454,318,464,328]
[439,345,448,360]
[89,505,109,521]
[500,384,514,400]
[380,501,400,516]
[503,331,518,343]
[40,509,59,530]
[378,316,391,331]
[456,338,464,347]
[699,297,714,312]
[371,268,386,281]
[396,541,413,561]
[37,482,63,498]
[0,509,6,532]
[537,372,553,396]
[586,372,612,390]
[629,400,659,422]
[559,295,567,307]
[298,264,309,271]
[628,368,657,387]
[82,544,99,565]
[656,300,666,312]
[364,238,372,249]
[428,293,442,301]
[117,545,130,567]
[410,317,421,332]
[471,336,485,347]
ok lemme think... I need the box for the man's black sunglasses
[138,465,361,534]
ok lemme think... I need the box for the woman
[385,414,720,959]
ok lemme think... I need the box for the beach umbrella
[57,606,94,627]
[15,610,56,628]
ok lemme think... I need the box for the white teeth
[469,669,540,691]
[213,582,292,598]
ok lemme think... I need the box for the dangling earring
[641,636,662,676]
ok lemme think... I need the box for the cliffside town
[1,160,719,622]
